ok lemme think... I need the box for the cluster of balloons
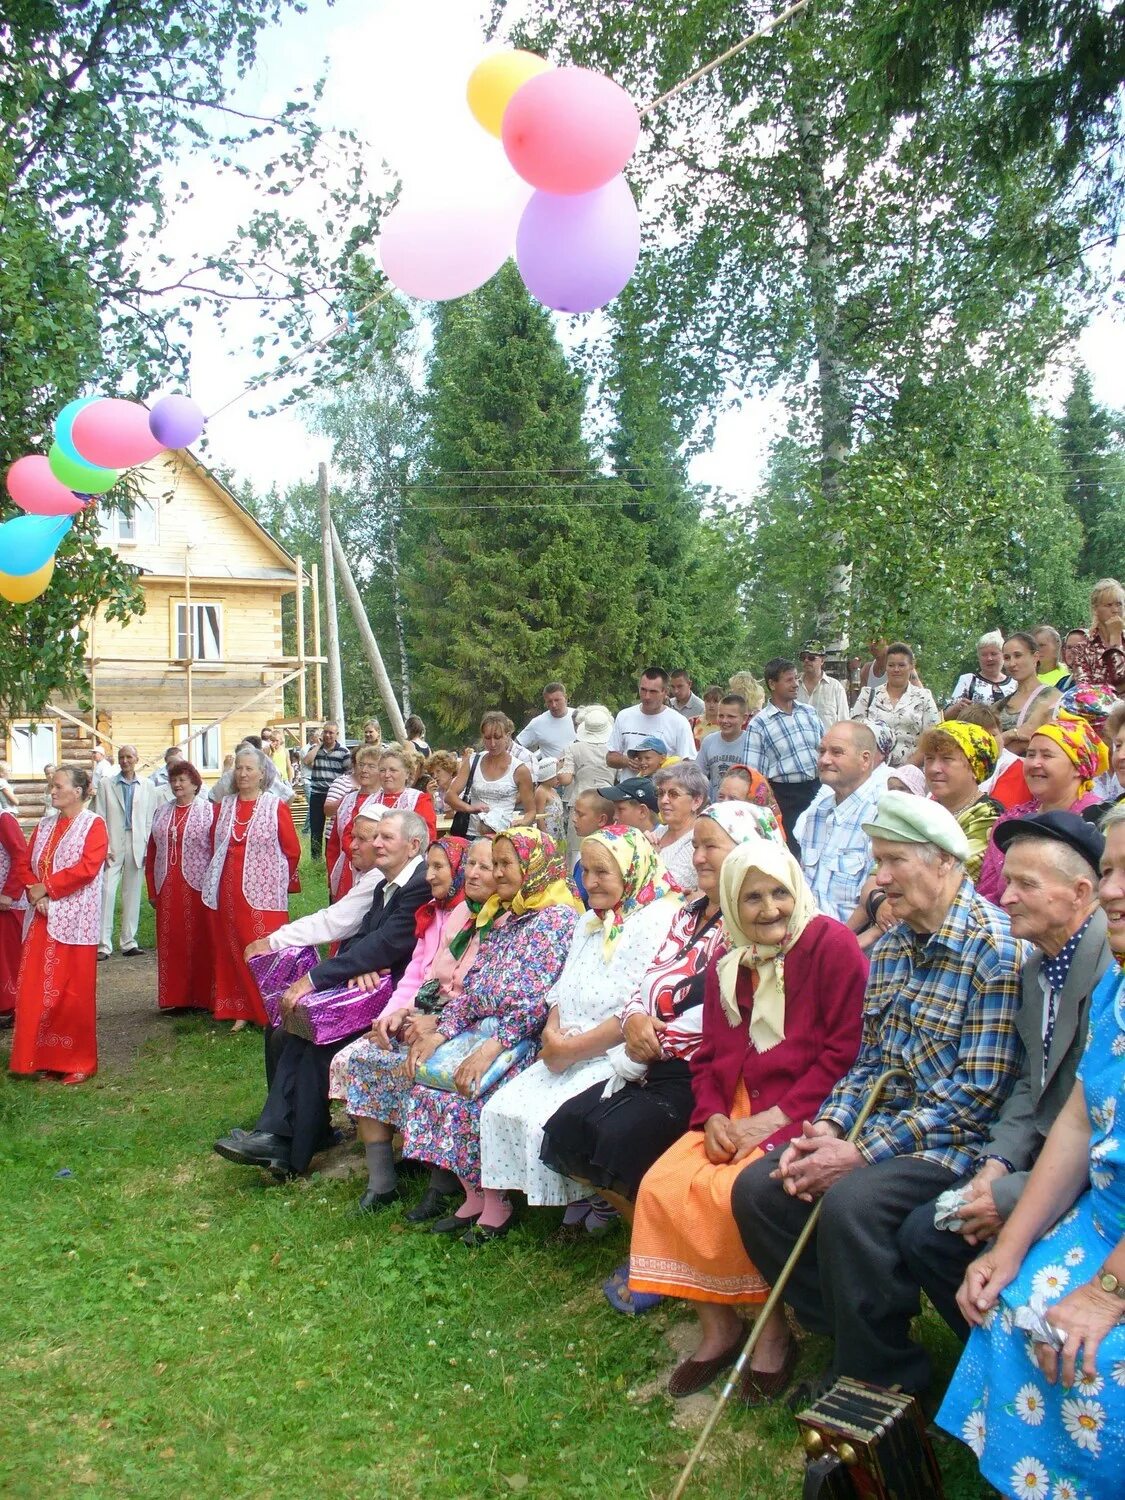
[1,394,206,604]
[380,50,642,314]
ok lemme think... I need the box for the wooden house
[4,450,319,824]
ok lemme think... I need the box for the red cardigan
[688,914,867,1153]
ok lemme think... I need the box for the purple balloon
[148,394,206,449]
[515,175,640,314]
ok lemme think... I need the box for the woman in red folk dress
[325,744,383,903]
[203,745,300,1030]
[9,764,108,1084]
[145,760,215,1013]
[0,803,31,1024]
[363,747,437,841]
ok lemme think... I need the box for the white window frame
[175,722,221,775]
[171,600,223,664]
[99,498,158,546]
[7,719,60,777]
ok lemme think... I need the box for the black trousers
[731,1152,958,1395]
[897,1171,977,1343]
[264,1023,287,1091]
[255,1028,363,1174]
[768,778,819,860]
[308,789,328,857]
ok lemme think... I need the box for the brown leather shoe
[667,1326,745,1399]
[738,1338,798,1407]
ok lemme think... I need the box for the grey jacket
[987,906,1113,1218]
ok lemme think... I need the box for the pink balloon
[502,68,640,195]
[516,176,640,313]
[5,456,88,517]
[380,194,517,302]
[70,398,167,469]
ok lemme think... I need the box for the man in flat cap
[898,810,1113,1341]
[730,792,1025,1403]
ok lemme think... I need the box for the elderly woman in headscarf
[918,720,1003,882]
[386,829,582,1242]
[204,743,301,1029]
[478,826,681,1227]
[540,802,785,1290]
[977,717,1107,903]
[627,837,867,1403]
[328,835,478,1218]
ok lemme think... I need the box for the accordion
[794,1378,945,1500]
[248,947,393,1046]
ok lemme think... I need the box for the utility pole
[330,520,408,742]
[317,461,345,732]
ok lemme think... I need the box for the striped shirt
[743,701,821,783]
[818,879,1026,1174]
[795,776,882,921]
[308,742,351,793]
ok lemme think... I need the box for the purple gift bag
[247,947,393,1044]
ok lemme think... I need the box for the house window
[98,498,157,545]
[175,722,221,774]
[7,720,59,777]
[173,602,222,661]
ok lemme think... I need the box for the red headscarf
[414,836,470,938]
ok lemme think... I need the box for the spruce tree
[1058,367,1125,583]
[401,266,642,734]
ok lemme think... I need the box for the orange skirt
[628,1081,769,1305]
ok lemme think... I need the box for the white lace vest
[25,809,105,945]
[202,793,288,913]
[151,794,212,895]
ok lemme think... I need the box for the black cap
[993,810,1105,878]
[600,776,659,814]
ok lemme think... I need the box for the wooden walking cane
[669,1067,912,1500]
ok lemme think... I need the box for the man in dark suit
[213,807,431,1179]
[898,811,1112,1339]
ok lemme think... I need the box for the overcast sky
[176,0,1123,499]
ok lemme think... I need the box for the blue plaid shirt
[818,878,1026,1173]
[743,701,821,783]
[795,777,882,921]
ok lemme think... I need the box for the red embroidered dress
[0,808,31,1016]
[9,810,108,1077]
[204,794,300,1024]
[145,795,215,1012]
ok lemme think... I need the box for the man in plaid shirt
[731,792,1025,1402]
[742,657,823,859]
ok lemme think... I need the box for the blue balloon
[53,396,99,466]
[0,514,73,576]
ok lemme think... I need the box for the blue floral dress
[937,966,1125,1499]
[400,904,578,1187]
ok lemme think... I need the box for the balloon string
[205,0,808,423]
[639,0,809,115]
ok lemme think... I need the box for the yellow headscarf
[580,824,679,959]
[715,837,818,1052]
[933,720,999,784]
[1032,717,1109,798]
[474,826,582,937]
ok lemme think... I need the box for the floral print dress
[399,903,579,1187]
[937,966,1125,1499]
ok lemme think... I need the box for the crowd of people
[4,577,1125,1498]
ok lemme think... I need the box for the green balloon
[48,442,118,494]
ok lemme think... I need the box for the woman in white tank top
[448,711,536,837]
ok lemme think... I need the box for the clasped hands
[770,1120,862,1201]
[957,1249,1123,1387]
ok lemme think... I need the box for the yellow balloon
[0,556,55,603]
[467,49,552,138]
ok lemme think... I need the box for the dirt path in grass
[95,950,173,1069]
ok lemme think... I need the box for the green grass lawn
[1,843,994,1499]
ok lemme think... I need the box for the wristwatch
[1097,1268,1125,1300]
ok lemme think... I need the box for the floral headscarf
[1058,685,1118,725]
[414,836,470,939]
[864,719,896,761]
[716,837,819,1051]
[1032,719,1108,797]
[474,825,582,937]
[699,800,785,847]
[580,823,679,958]
[931,720,999,784]
[887,765,929,797]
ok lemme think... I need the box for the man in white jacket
[95,745,161,958]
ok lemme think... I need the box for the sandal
[602,1264,664,1316]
